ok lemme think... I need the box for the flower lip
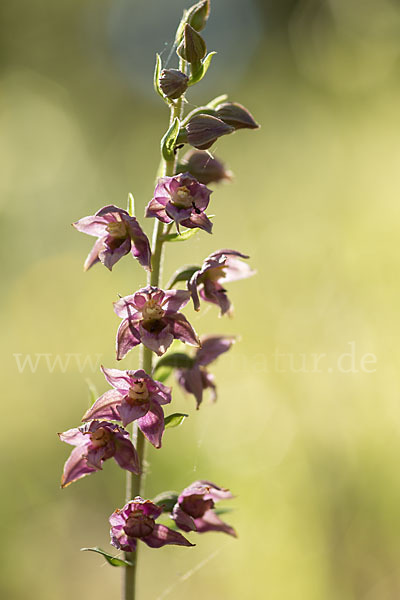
[89,426,112,449]
[181,494,214,519]
[106,220,127,239]
[124,510,155,538]
[142,298,165,321]
[171,186,193,209]
[128,379,150,404]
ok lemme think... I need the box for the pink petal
[58,428,86,447]
[196,335,235,366]
[61,446,95,488]
[194,509,237,537]
[142,524,194,548]
[167,313,200,347]
[83,237,104,271]
[81,389,122,422]
[162,289,191,313]
[116,319,141,360]
[138,322,174,356]
[72,215,109,237]
[101,366,132,391]
[138,401,165,449]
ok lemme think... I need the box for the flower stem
[122,73,185,600]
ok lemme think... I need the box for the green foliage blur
[3,0,400,598]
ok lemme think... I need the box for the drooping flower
[110,497,194,552]
[73,205,151,271]
[184,114,234,150]
[82,367,171,449]
[188,249,255,315]
[58,420,140,488]
[175,335,235,409]
[177,150,232,185]
[145,173,213,234]
[172,481,237,536]
[114,286,200,359]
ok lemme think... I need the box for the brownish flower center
[89,427,111,449]
[128,379,150,404]
[142,298,165,321]
[124,510,155,538]
[106,219,127,239]
[171,185,193,208]
[181,494,214,519]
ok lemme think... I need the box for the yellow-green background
[2,1,400,598]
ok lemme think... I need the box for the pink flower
[58,420,140,488]
[114,286,200,359]
[145,173,213,233]
[82,367,171,449]
[188,249,254,315]
[73,205,151,271]
[110,497,194,552]
[172,481,237,537]
[176,335,235,409]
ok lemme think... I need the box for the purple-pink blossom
[172,481,236,536]
[176,335,235,409]
[110,497,194,552]
[145,173,213,233]
[114,286,200,359]
[58,420,140,488]
[188,249,254,315]
[73,205,151,271]
[82,367,171,449]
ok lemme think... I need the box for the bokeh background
[2,0,400,598]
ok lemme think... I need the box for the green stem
[122,66,185,600]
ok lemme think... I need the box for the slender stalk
[122,71,185,600]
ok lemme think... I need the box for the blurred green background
[2,0,400,598]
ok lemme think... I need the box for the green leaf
[162,228,198,243]
[127,193,135,217]
[166,265,200,288]
[153,53,164,99]
[164,413,189,429]
[152,491,179,512]
[153,364,173,383]
[188,52,217,86]
[161,117,180,161]
[207,93,228,109]
[155,352,195,370]
[80,547,133,567]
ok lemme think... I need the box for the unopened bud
[186,114,234,150]
[177,24,207,65]
[159,69,189,99]
[178,150,232,185]
[187,0,210,32]
[215,102,260,130]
